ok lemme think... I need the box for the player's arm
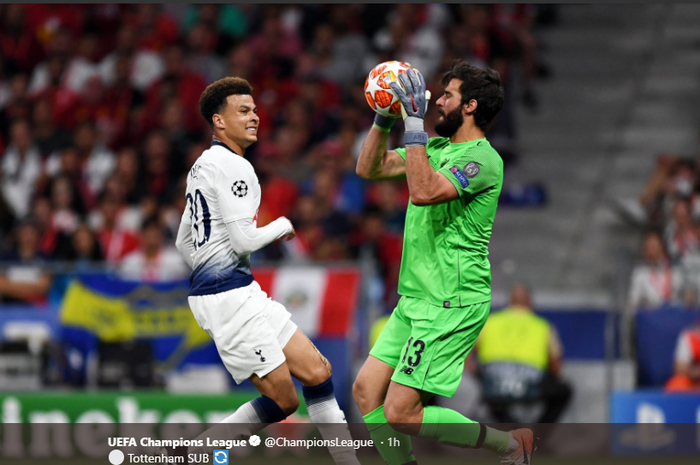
[356,121,406,180]
[226,217,294,256]
[388,68,457,205]
[175,219,195,268]
[405,145,459,205]
[216,162,294,255]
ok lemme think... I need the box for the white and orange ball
[364,60,411,118]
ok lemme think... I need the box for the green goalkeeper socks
[364,405,416,465]
[418,406,512,454]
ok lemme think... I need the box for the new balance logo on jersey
[254,349,265,362]
[399,366,414,376]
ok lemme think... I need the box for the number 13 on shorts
[397,337,426,376]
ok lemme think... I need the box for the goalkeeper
[354,59,534,465]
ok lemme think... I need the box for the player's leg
[186,288,297,448]
[254,286,359,465]
[281,327,361,465]
[353,300,417,465]
[353,355,394,415]
[383,300,528,462]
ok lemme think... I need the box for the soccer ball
[364,60,411,118]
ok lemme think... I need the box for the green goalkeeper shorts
[369,296,490,398]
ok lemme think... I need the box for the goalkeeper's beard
[435,107,464,138]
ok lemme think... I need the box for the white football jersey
[181,141,261,295]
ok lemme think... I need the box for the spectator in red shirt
[144,44,206,133]
[0,5,45,73]
[97,53,145,150]
[94,196,140,264]
[125,4,180,53]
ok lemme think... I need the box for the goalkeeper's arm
[356,115,407,181]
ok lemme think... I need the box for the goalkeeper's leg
[354,356,418,465]
[383,381,527,460]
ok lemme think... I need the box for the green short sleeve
[438,148,501,197]
[395,147,407,161]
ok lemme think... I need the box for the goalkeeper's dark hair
[199,77,253,129]
[440,59,504,131]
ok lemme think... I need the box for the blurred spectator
[97,53,146,150]
[283,194,325,261]
[0,220,53,305]
[349,205,403,310]
[309,7,369,87]
[124,5,180,53]
[158,97,201,177]
[98,24,165,92]
[30,196,72,259]
[370,4,446,82]
[490,4,543,109]
[665,318,700,392]
[0,73,31,140]
[118,216,189,282]
[184,4,249,47]
[627,230,684,311]
[664,198,698,262]
[47,121,116,198]
[27,26,75,95]
[87,174,142,233]
[31,97,72,157]
[58,223,105,270]
[1,119,42,220]
[94,197,140,264]
[470,284,572,423]
[134,130,173,203]
[47,175,83,233]
[63,33,102,93]
[366,181,408,234]
[0,5,45,74]
[144,43,206,133]
[638,155,697,230]
[184,21,226,84]
[112,146,142,204]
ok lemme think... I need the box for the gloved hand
[389,68,432,146]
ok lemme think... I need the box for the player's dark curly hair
[199,77,253,129]
[440,59,504,131]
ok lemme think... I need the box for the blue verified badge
[450,166,469,188]
[213,449,229,464]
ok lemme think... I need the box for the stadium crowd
[627,153,700,392]
[0,4,556,308]
[628,154,700,310]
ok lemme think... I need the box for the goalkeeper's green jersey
[394,137,503,308]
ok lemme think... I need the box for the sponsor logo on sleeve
[449,166,469,188]
[464,161,480,178]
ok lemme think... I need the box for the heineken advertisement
[0,391,308,423]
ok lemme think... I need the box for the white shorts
[188,280,298,384]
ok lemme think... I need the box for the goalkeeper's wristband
[405,131,428,147]
[404,116,424,133]
[373,113,395,132]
